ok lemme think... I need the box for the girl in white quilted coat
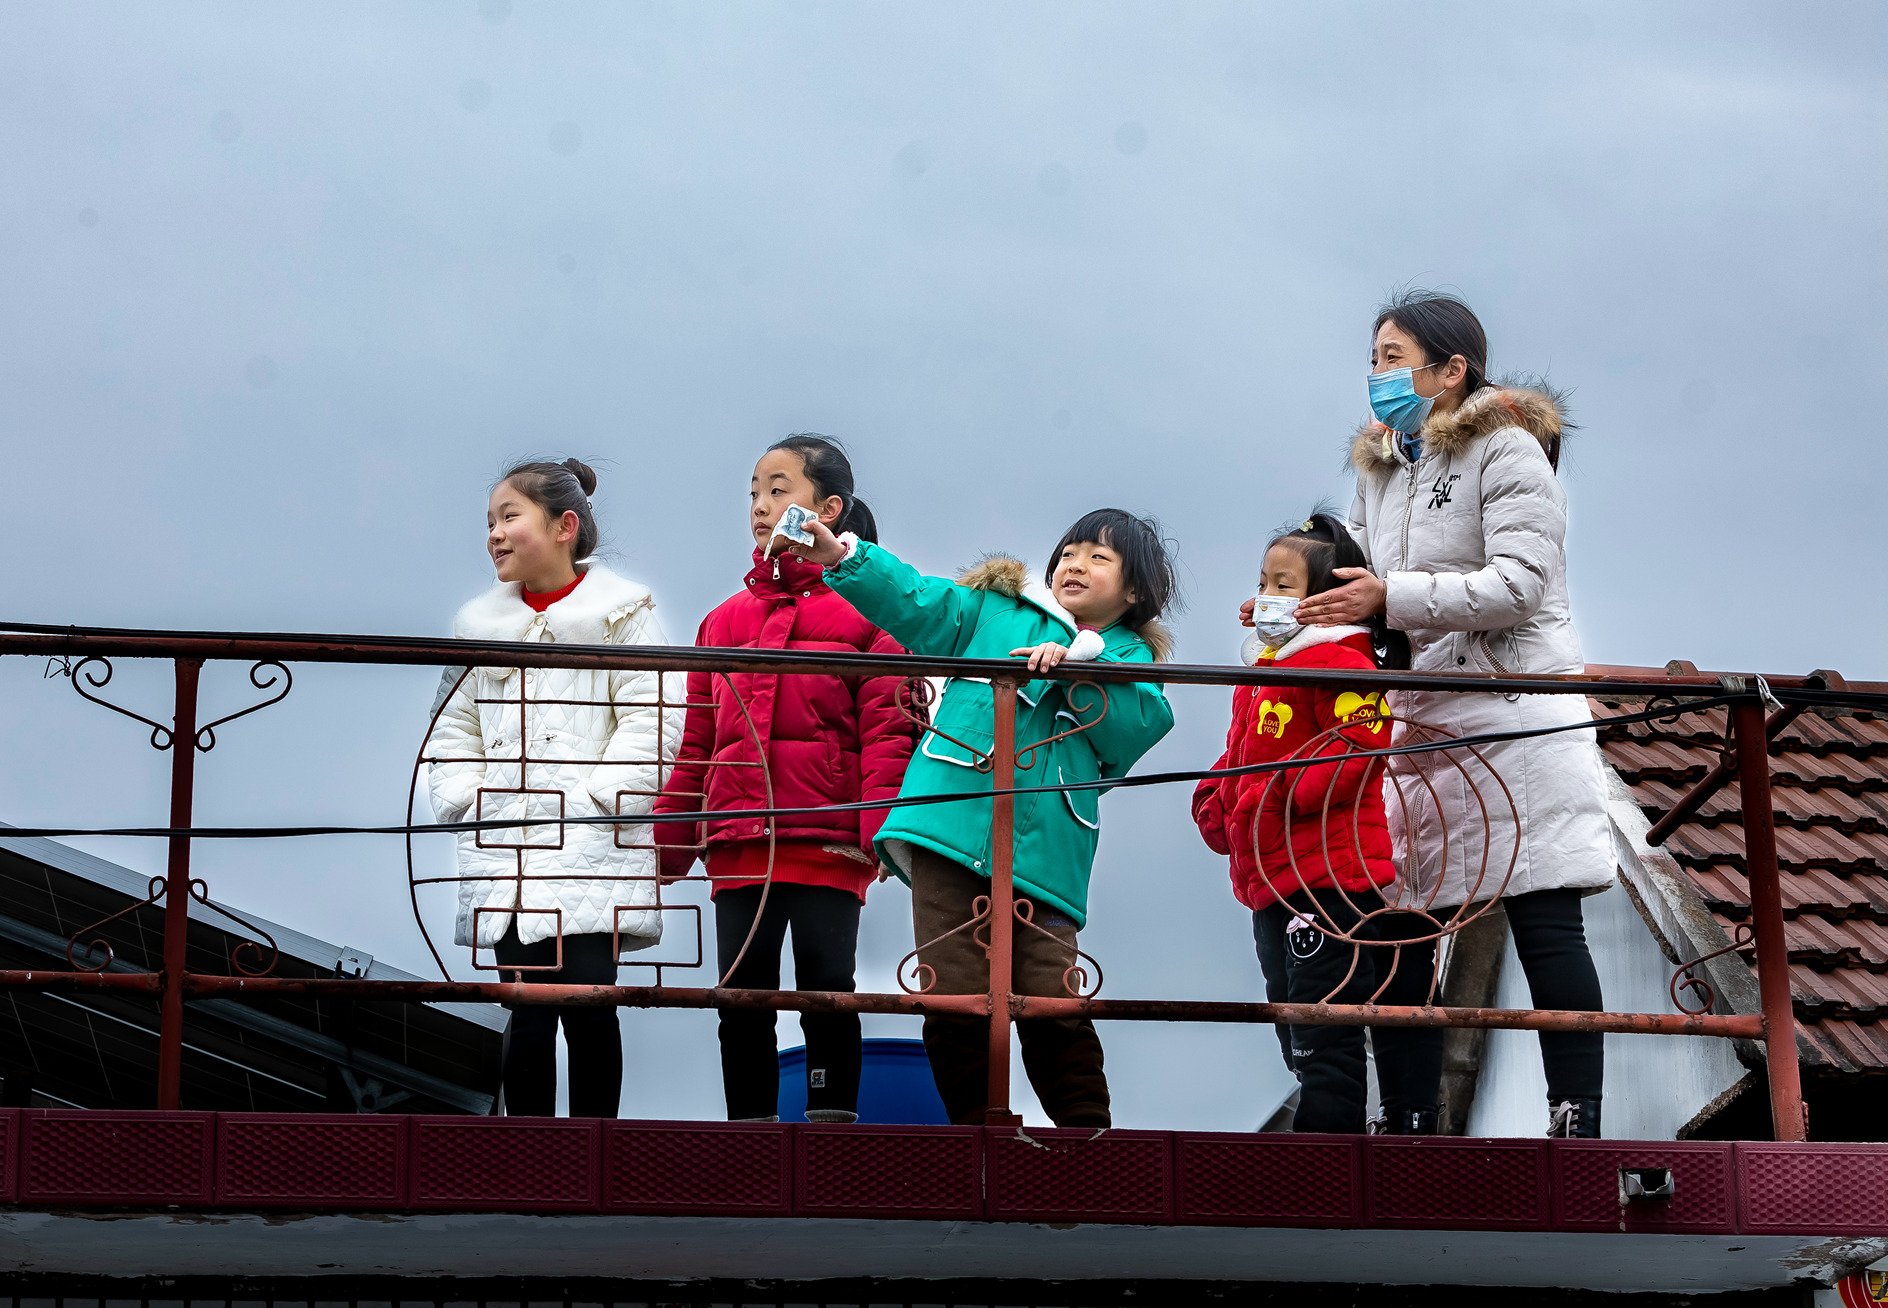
[427,458,682,1118]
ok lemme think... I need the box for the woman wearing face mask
[1292,290,1614,1139]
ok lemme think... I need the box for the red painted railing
[5,622,1875,1141]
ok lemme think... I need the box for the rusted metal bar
[1011,996,1762,1037]
[181,973,1758,1036]
[187,976,989,1016]
[0,970,164,992]
[985,677,1021,1127]
[157,658,201,1110]
[1644,702,1807,847]
[0,624,1863,698]
[1733,699,1809,1141]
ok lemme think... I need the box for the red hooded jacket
[653,548,919,896]
[1191,627,1396,911]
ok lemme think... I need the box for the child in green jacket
[790,509,1176,1127]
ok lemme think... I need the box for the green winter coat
[825,539,1174,927]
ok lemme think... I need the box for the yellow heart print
[1255,699,1293,738]
[1334,690,1387,733]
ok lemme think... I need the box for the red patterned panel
[217,1113,407,1208]
[795,1124,982,1221]
[985,1127,1172,1224]
[409,1116,599,1212]
[603,1120,792,1216]
[1736,1142,1888,1235]
[1364,1138,1550,1230]
[1551,1140,1734,1233]
[0,1109,16,1203]
[1175,1132,1361,1227]
[20,1110,215,1205]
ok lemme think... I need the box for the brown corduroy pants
[908,847,1110,1128]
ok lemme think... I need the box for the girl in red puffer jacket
[654,434,918,1124]
[1192,513,1403,1135]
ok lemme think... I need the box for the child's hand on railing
[785,517,850,568]
[1011,641,1071,672]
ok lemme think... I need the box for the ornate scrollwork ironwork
[1671,921,1755,1016]
[61,656,176,751]
[188,879,281,976]
[67,875,167,972]
[1013,680,1110,772]
[194,660,293,752]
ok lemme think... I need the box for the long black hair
[1045,508,1179,632]
[1268,511,1409,670]
[767,433,879,543]
[497,457,601,561]
[1374,289,1490,398]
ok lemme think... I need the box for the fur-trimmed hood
[452,563,655,646]
[957,553,1173,662]
[1350,382,1568,478]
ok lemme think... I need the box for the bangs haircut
[1266,510,1366,598]
[1045,507,1179,630]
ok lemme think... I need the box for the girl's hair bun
[562,457,598,496]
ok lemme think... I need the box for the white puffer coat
[426,565,685,951]
[1347,385,1614,910]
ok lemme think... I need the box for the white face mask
[1250,593,1302,650]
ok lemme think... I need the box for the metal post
[985,678,1021,1126]
[156,658,202,1110]
[1733,699,1807,1142]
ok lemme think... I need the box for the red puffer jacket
[654,548,919,893]
[1191,627,1396,911]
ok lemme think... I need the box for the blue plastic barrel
[777,1037,949,1124]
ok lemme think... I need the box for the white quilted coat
[1347,385,1615,910]
[426,565,684,951]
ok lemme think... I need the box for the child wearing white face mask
[1192,513,1410,1135]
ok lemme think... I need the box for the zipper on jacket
[1399,454,1419,572]
[772,557,781,581]
[1474,631,1524,702]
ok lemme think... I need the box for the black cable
[0,690,1763,841]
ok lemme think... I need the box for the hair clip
[1302,520,1315,532]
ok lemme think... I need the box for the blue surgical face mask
[1368,363,1445,435]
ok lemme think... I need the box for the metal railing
[4,621,1879,1142]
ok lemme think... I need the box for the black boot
[1547,1097,1601,1138]
[1370,1106,1439,1135]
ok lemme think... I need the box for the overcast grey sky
[2,1,1883,1127]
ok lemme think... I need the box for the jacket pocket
[1059,765,1100,831]
[921,678,998,770]
[1472,628,1519,675]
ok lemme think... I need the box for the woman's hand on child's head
[786,516,850,568]
[1011,641,1071,672]
[1238,597,1257,628]
[1294,567,1387,626]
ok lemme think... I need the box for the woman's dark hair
[1374,289,1490,398]
[1045,508,1179,631]
[767,433,878,544]
[1268,511,1410,670]
[497,457,601,562]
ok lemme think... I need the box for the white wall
[1465,879,1746,1140]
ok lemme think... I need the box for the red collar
[743,546,828,599]
[522,572,584,612]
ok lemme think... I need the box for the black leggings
[1252,902,1294,1068]
[1268,889,1434,1135]
[493,923,621,1118]
[715,882,862,1121]
[1375,887,1605,1112]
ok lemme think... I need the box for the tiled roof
[1594,699,1888,1073]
